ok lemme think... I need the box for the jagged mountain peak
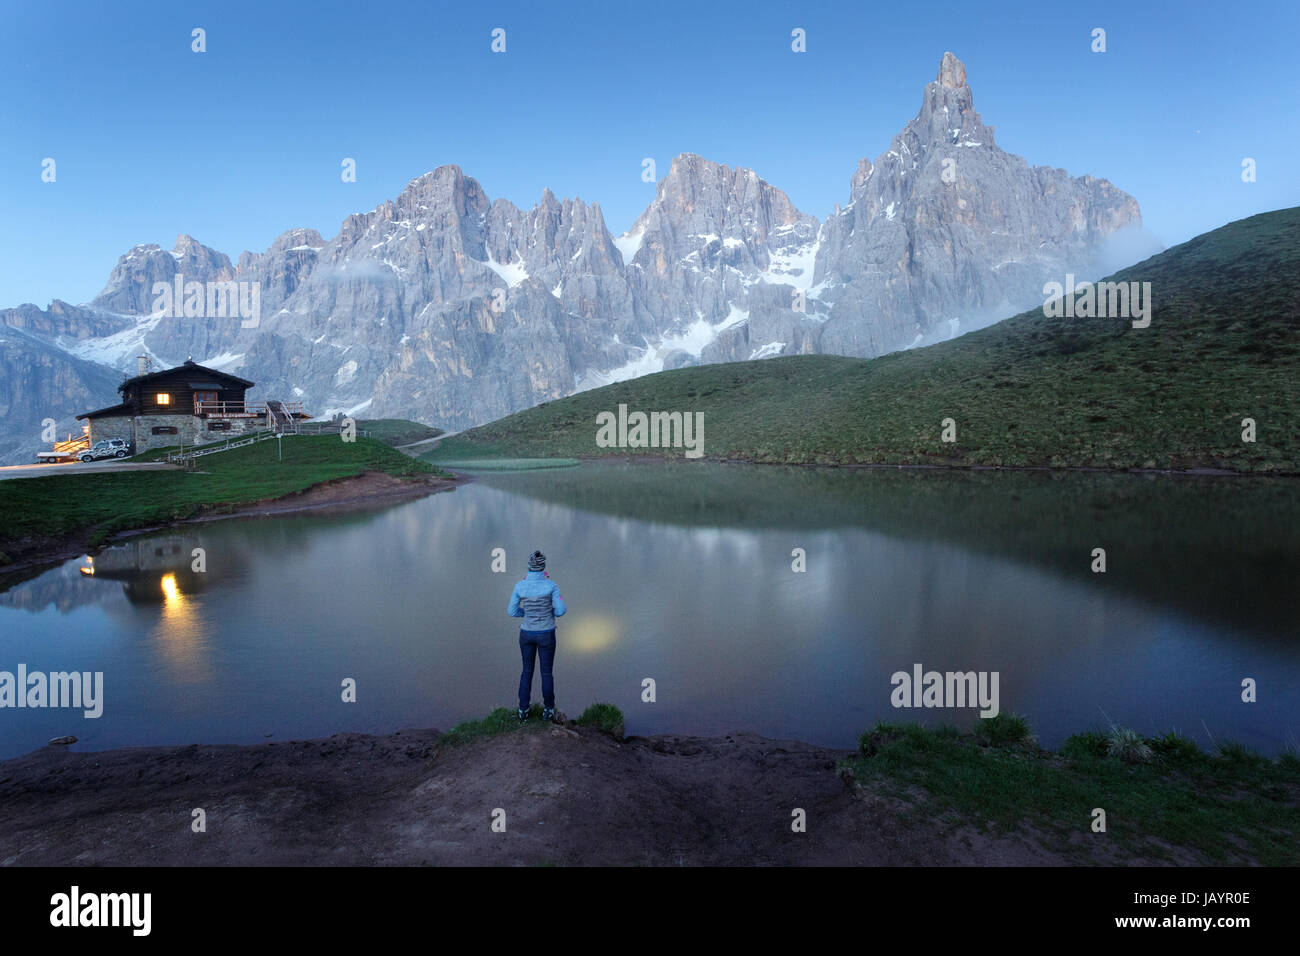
[4,51,1153,453]
[633,153,812,243]
[91,236,233,315]
[385,164,489,220]
[813,51,1144,358]
[401,164,467,191]
[172,233,206,256]
[936,51,967,89]
[668,151,730,173]
[661,152,764,189]
[904,50,993,153]
[267,227,325,253]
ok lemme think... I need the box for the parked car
[78,438,132,462]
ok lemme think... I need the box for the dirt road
[0,460,181,481]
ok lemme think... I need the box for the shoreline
[0,470,466,583]
[6,450,1284,578]
[3,715,1293,866]
[0,722,1119,866]
[433,450,1294,478]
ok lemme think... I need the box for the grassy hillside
[430,208,1300,472]
[301,418,444,446]
[0,435,444,557]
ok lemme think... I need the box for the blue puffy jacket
[507,570,567,631]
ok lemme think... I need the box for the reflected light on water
[564,614,620,654]
[151,573,211,682]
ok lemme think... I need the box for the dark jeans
[518,628,556,711]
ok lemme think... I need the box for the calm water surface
[1,461,1297,759]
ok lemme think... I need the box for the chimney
[137,355,149,377]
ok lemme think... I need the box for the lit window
[156,393,171,405]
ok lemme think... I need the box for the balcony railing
[195,400,305,418]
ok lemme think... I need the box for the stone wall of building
[132,414,201,453]
[86,416,135,447]
[86,414,271,454]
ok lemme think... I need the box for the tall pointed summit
[811,51,1144,357]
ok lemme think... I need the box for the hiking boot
[542,707,556,722]
[517,707,529,723]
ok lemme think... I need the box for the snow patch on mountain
[483,247,528,287]
[762,239,820,290]
[62,312,165,370]
[576,302,751,391]
[319,397,373,419]
[612,229,644,266]
[203,351,246,370]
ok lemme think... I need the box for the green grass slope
[352,419,445,446]
[0,435,443,556]
[430,208,1300,472]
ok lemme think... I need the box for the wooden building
[77,358,307,453]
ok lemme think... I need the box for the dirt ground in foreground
[0,723,1125,866]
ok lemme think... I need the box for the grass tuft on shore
[975,712,1034,748]
[842,717,1300,864]
[576,702,626,740]
[1106,727,1154,763]
[442,706,546,744]
[441,702,626,745]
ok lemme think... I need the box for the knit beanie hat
[528,550,547,572]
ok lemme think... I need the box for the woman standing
[507,550,567,722]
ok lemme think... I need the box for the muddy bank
[0,722,1123,867]
[0,471,464,584]
[186,470,465,522]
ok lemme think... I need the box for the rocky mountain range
[0,53,1151,464]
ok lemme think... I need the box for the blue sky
[1,0,1296,307]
